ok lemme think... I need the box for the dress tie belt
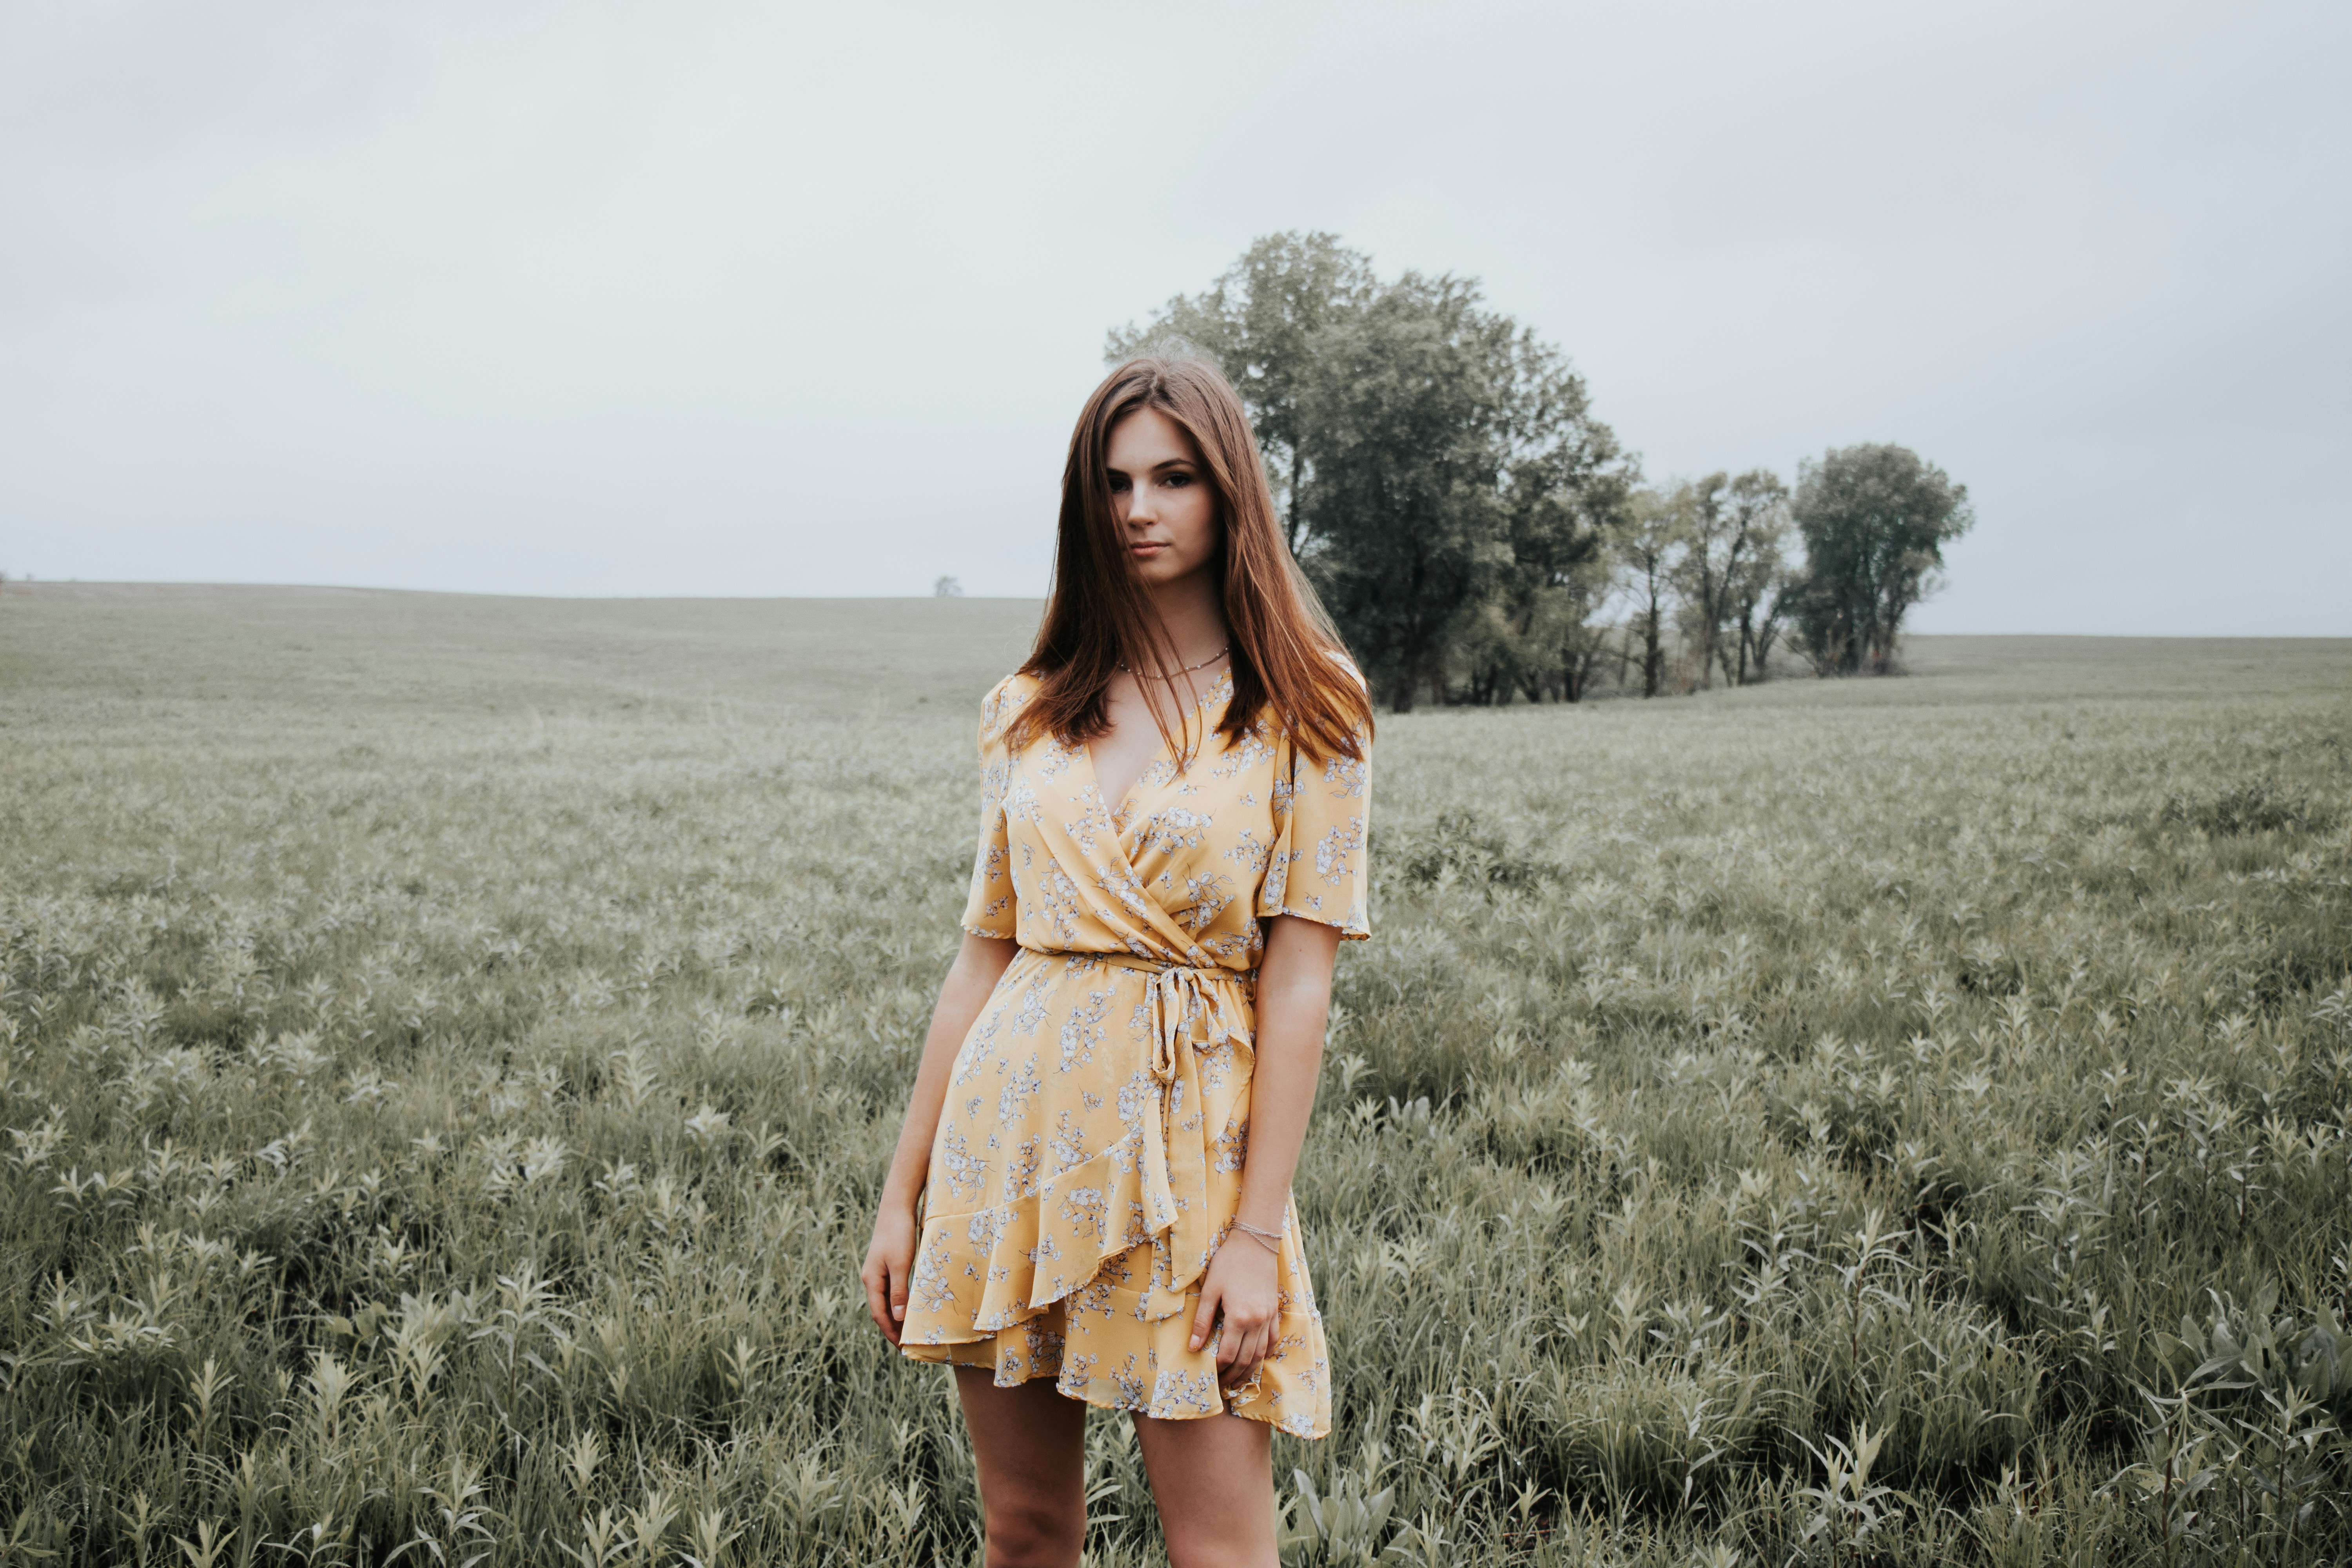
[1137,962,1252,1082]
[1089,953,1256,1304]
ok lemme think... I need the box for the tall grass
[2,589,2348,1563]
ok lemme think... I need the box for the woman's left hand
[1191,1231,1282,1392]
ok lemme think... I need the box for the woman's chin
[1136,557,1209,591]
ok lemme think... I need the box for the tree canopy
[1112,238,1971,704]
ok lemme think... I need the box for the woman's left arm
[1188,913,1341,1385]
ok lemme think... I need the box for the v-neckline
[1085,668,1233,829]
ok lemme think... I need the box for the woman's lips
[1130,542,1169,555]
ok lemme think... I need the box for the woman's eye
[1165,472,1192,487]
[1107,475,1131,492]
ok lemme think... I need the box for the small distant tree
[933,575,964,598]
[1621,488,1686,698]
[1788,444,1973,675]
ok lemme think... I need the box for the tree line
[1111,233,1975,711]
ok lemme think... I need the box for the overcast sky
[4,0,2345,633]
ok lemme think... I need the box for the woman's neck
[1137,568,1228,673]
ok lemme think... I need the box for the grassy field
[3,584,2349,1566]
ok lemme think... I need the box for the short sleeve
[957,677,1022,939]
[1257,726,1372,942]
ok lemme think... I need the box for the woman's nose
[1124,482,1158,523]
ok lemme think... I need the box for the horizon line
[3,581,2347,641]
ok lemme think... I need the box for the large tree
[1294,274,1520,711]
[1106,232,1376,555]
[1787,444,1973,675]
[1112,234,1629,711]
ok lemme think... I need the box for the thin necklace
[1118,643,1229,681]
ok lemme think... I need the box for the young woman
[860,356,1374,1566]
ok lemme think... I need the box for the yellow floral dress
[899,666,1371,1438]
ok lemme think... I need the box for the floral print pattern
[899,667,1371,1437]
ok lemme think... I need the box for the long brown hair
[1005,357,1372,765]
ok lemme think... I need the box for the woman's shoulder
[977,670,1041,743]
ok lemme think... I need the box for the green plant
[3,592,2348,1565]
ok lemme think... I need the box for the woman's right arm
[860,930,1019,1343]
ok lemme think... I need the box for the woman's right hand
[861,1197,918,1344]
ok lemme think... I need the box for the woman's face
[1105,406,1219,590]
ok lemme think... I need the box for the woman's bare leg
[953,1368,1088,1568]
[1132,1411,1277,1568]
